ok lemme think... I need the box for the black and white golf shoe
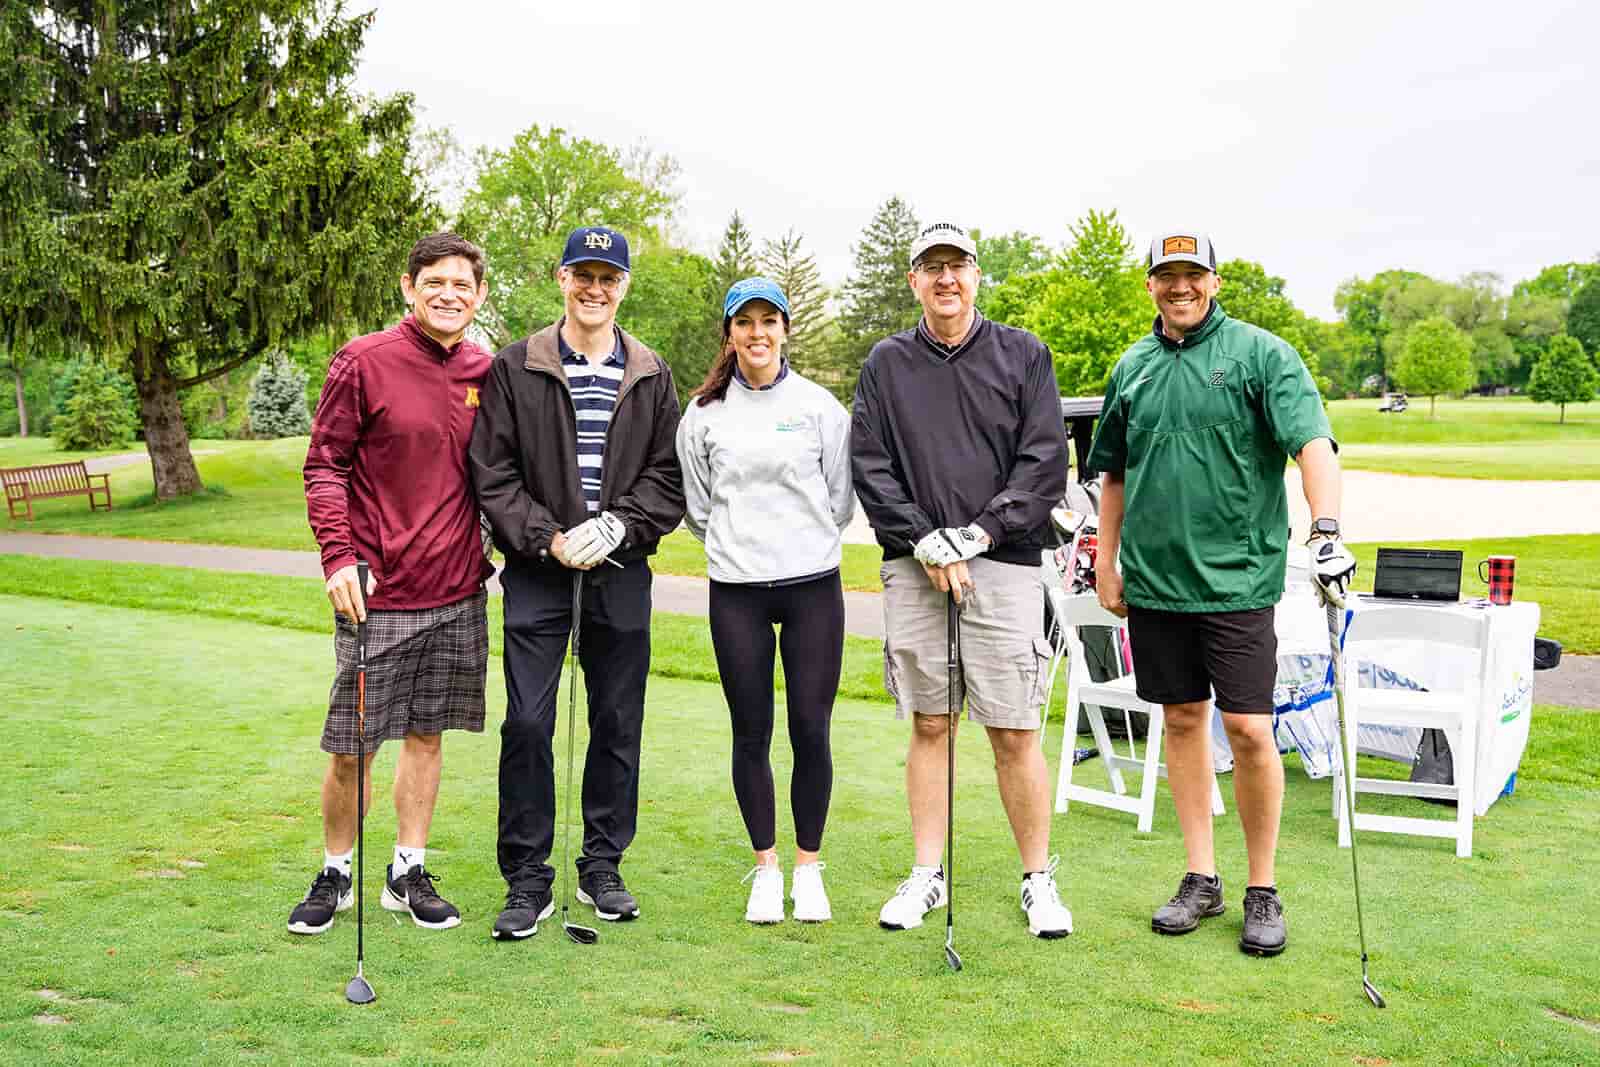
[577,870,640,921]
[381,864,462,930]
[287,866,352,935]
[877,865,946,930]
[491,884,554,941]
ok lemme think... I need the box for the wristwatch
[1309,517,1341,539]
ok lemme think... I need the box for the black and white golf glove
[913,524,989,568]
[565,511,625,567]
[1308,535,1357,598]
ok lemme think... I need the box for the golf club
[560,571,599,946]
[944,591,963,973]
[345,560,376,1005]
[1318,581,1387,1009]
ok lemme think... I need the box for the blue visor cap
[561,226,630,272]
[723,276,790,320]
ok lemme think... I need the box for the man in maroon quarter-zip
[292,233,494,937]
[469,226,685,940]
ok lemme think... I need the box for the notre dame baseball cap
[908,221,978,268]
[560,226,630,272]
[1146,232,1216,274]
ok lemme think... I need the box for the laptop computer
[1366,547,1463,603]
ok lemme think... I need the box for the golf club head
[944,937,963,972]
[1050,506,1086,539]
[345,974,376,1004]
[562,907,598,945]
[1362,976,1387,1008]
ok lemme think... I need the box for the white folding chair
[1333,602,1491,858]
[1046,589,1225,832]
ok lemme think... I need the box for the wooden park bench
[2,460,113,521]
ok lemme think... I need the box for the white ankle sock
[393,845,424,876]
[324,849,352,878]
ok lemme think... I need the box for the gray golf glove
[565,511,625,567]
[1308,535,1357,598]
[913,524,989,568]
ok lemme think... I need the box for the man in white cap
[852,221,1075,940]
[1087,231,1354,957]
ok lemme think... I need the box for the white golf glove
[1308,535,1357,598]
[564,511,625,567]
[913,524,989,568]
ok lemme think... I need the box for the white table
[1263,589,1539,816]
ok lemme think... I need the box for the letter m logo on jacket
[465,386,480,408]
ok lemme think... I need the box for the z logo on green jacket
[1209,369,1226,388]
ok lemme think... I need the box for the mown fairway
[3,582,1599,1065]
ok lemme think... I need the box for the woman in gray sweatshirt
[675,277,854,926]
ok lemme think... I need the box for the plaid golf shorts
[320,589,489,756]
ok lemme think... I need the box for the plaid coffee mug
[1478,555,1515,605]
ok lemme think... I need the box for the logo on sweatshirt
[1209,369,1225,388]
[775,417,804,433]
[465,386,480,408]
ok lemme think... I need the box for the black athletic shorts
[1124,605,1277,714]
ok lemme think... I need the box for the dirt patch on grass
[34,1013,69,1025]
[764,1003,810,1014]
[757,1052,813,1062]
[49,844,90,853]
[1178,999,1222,1013]
[1354,1057,1391,1066]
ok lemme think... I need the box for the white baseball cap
[1146,232,1217,274]
[909,222,978,268]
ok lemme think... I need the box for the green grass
[1328,396,1600,480]
[3,591,1598,1065]
[0,555,892,704]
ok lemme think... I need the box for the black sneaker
[287,866,352,935]
[1240,886,1287,957]
[380,863,461,930]
[1151,872,1225,935]
[577,869,639,921]
[491,884,554,941]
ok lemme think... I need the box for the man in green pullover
[1087,231,1355,957]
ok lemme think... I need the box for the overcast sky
[355,1,1598,319]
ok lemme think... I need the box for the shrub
[52,360,139,450]
[247,352,312,437]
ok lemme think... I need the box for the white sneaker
[878,865,946,930]
[791,862,831,923]
[743,863,784,924]
[1021,855,1073,939]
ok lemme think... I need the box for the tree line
[4,2,1597,499]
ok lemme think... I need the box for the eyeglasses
[567,269,625,293]
[915,258,975,279]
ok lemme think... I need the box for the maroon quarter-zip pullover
[305,316,494,610]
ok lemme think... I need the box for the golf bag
[1043,478,1149,741]
[1408,728,1456,806]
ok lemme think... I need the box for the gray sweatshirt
[675,368,854,584]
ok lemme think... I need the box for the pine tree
[248,352,312,438]
[52,361,137,450]
[713,211,759,298]
[2,2,430,498]
[827,197,920,399]
[759,230,828,367]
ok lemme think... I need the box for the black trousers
[708,572,844,853]
[497,558,652,889]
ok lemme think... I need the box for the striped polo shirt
[559,329,626,514]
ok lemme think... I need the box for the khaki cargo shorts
[881,555,1053,730]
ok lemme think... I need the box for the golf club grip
[355,560,370,664]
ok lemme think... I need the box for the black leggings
[708,572,845,853]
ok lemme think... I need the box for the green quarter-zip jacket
[1087,304,1334,612]
[468,320,685,566]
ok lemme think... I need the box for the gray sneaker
[1239,886,1287,956]
[1152,872,1225,935]
[577,869,639,922]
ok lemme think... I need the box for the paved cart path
[3,530,1595,710]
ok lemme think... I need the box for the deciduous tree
[1527,334,1598,423]
[1393,316,1475,415]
